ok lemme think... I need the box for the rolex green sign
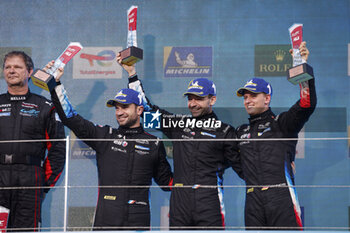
[254,45,292,77]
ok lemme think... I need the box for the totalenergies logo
[80,50,116,67]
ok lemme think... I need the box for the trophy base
[120,46,143,66]
[31,69,57,92]
[287,63,314,85]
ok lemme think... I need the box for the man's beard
[190,107,210,118]
[119,116,138,128]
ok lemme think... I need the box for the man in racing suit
[235,42,316,230]
[117,55,242,230]
[47,61,173,231]
[0,51,66,232]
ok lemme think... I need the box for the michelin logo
[164,46,212,78]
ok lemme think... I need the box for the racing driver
[117,54,243,230]
[235,41,316,230]
[45,61,173,231]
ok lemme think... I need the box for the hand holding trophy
[287,24,314,85]
[31,42,83,91]
[119,6,143,66]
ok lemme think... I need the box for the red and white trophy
[31,42,83,91]
[0,206,9,232]
[287,24,314,85]
[119,6,143,66]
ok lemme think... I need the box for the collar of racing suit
[248,107,275,124]
[117,125,144,135]
[6,90,31,101]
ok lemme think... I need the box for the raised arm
[116,54,175,138]
[44,61,109,150]
[280,41,317,135]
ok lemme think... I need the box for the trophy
[0,206,9,233]
[287,24,314,85]
[119,6,143,66]
[31,42,83,91]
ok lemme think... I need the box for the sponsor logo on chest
[113,139,128,147]
[0,104,11,117]
[135,144,150,155]
[111,146,127,153]
[239,132,251,145]
[19,102,40,117]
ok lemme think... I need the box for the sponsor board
[163,46,212,78]
[0,47,32,79]
[73,47,122,79]
[254,44,292,77]
[69,131,96,159]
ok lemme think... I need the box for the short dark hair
[3,51,34,73]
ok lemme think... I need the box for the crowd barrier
[1,136,349,232]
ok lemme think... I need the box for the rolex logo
[255,45,292,77]
[274,49,286,62]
